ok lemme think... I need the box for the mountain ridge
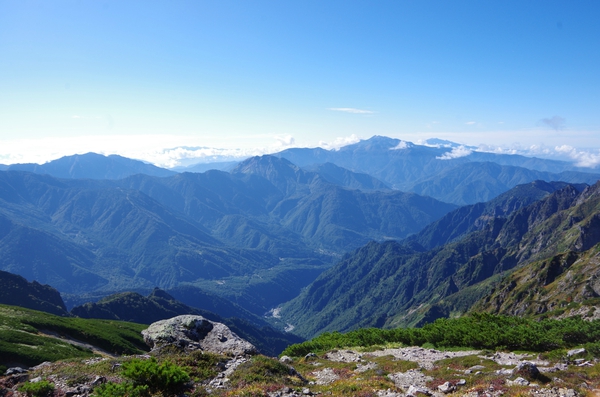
[280,181,600,338]
[3,152,175,180]
[0,155,455,317]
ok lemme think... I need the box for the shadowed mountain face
[0,155,455,316]
[0,270,68,316]
[280,181,600,338]
[274,136,600,205]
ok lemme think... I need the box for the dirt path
[38,330,118,358]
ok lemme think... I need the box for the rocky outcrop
[142,315,257,356]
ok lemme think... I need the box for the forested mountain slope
[280,181,600,338]
[0,155,454,317]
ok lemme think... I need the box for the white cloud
[319,134,361,150]
[0,133,361,169]
[328,107,375,114]
[554,145,600,168]
[436,145,473,160]
[391,141,412,150]
[472,142,600,168]
[465,121,477,125]
[274,135,296,147]
[151,146,251,168]
[0,135,254,168]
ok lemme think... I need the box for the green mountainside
[404,180,576,250]
[472,247,600,318]
[0,303,148,368]
[0,155,455,316]
[280,181,600,338]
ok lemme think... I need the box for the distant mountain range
[274,136,600,205]
[2,136,598,206]
[279,180,600,338]
[0,152,175,179]
[0,155,453,318]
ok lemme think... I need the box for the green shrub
[18,380,55,397]
[165,350,223,382]
[122,357,190,396]
[282,314,600,356]
[91,382,149,397]
[92,357,190,397]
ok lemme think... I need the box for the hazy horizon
[1,134,599,170]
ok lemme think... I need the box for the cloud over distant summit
[1,133,599,170]
[436,145,473,160]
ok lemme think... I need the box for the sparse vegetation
[229,356,297,386]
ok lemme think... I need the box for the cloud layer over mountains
[1,134,599,170]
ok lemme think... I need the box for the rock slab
[142,315,257,356]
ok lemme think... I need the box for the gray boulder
[514,361,541,380]
[437,381,456,393]
[142,315,257,356]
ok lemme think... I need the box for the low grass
[0,303,148,367]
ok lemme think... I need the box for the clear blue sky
[1,1,599,167]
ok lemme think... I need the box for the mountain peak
[233,155,298,174]
[149,287,176,301]
[7,152,175,180]
[231,155,314,194]
[342,135,402,151]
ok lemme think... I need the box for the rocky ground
[2,315,599,396]
[3,345,598,396]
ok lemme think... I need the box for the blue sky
[1,1,599,167]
